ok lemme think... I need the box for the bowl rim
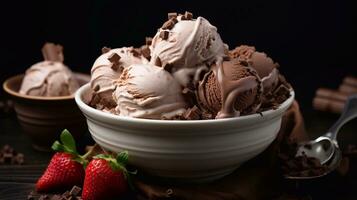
[75,83,295,125]
[3,73,90,101]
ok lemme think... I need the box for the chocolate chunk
[107,52,121,63]
[154,57,162,67]
[168,12,178,20]
[161,19,176,30]
[101,46,111,54]
[163,64,173,73]
[141,45,151,60]
[145,37,153,45]
[159,30,169,40]
[184,11,193,20]
[184,106,201,120]
[42,43,64,62]
[69,186,82,196]
[93,85,100,92]
[130,48,141,57]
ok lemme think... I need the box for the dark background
[1,0,356,112]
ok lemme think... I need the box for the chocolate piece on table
[313,96,344,114]
[339,83,357,95]
[50,195,62,200]
[39,195,50,200]
[343,76,357,88]
[69,186,82,196]
[101,46,111,54]
[159,30,169,40]
[316,88,348,102]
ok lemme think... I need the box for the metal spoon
[286,95,357,179]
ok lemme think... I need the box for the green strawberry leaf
[51,141,65,152]
[60,129,77,154]
[116,151,129,166]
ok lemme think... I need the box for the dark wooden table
[1,108,357,200]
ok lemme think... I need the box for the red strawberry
[36,129,89,192]
[82,152,134,200]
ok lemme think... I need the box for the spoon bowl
[285,95,357,180]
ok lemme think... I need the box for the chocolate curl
[41,42,64,62]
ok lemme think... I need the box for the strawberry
[82,151,135,200]
[36,129,89,192]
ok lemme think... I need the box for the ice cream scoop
[19,43,79,97]
[197,59,263,119]
[113,64,187,119]
[150,12,226,87]
[230,45,280,96]
[90,47,149,109]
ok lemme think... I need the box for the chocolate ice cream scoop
[150,12,226,87]
[198,59,263,119]
[19,43,79,97]
[90,47,149,109]
[113,64,187,119]
[230,45,279,96]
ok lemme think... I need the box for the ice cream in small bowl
[75,12,294,182]
[3,43,90,151]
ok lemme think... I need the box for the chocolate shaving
[41,43,64,62]
[168,12,178,20]
[159,30,169,40]
[101,46,111,54]
[145,37,153,45]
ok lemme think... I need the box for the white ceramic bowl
[75,83,294,182]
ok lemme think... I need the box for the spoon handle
[325,95,357,140]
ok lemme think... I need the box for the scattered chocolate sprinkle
[93,85,100,92]
[145,37,153,45]
[101,46,111,54]
[141,45,151,60]
[27,186,82,200]
[159,30,169,40]
[184,106,201,120]
[184,11,193,20]
[168,12,178,20]
[39,195,49,200]
[161,19,176,30]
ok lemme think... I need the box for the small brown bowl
[3,73,90,151]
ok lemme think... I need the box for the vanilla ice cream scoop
[150,12,226,87]
[19,43,79,97]
[90,47,149,108]
[113,64,187,119]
